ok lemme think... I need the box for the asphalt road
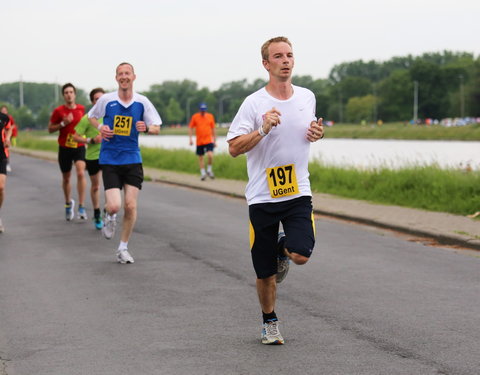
[0,153,479,375]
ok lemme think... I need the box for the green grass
[162,122,480,140]
[16,132,480,216]
[323,122,480,140]
[17,133,58,152]
[309,164,480,216]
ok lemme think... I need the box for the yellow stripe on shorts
[249,221,255,250]
[311,211,316,236]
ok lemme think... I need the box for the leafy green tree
[346,95,376,123]
[11,106,35,129]
[1,50,478,124]
[377,70,413,121]
[36,105,52,129]
[466,58,480,116]
[165,97,184,125]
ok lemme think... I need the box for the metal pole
[459,75,465,118]
[413,81,418,124]
[219,96,229,124]
[338,90,343,123]
[19,75,24,107]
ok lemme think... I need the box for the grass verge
[17,134,480,216]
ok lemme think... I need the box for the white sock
[200,168,206,176]
[118,241,128,251]
[207,165,212,173]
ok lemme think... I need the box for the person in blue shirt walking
[88,62,161,264]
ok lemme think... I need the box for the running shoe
[65,199,75,221]
[200,174,207,181]
[116,249,134,264]
[261,319,284,345]
[207,171,215,179]
[77,206,87,220]
[0,218,4,233]
[94,216,103,230]
[102,212,117,239]
[276,231,290,283]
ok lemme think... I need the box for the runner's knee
[287,251,309,265]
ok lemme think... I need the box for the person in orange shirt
[188,102,216,180]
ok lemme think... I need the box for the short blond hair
[261,36,292,61]
[116,62,135,74]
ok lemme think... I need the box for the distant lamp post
[338,90,343,123]
[459,75,465,118]
[19,75,24,107]
[218,95,230,124]
[413,80,418,124]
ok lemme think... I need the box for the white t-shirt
[227,85,316,205]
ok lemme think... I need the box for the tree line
[1,50,478,129]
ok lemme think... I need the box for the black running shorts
[101,163,143,190]
[249,196,316,279]
[196,143,214,156]
[0,159,6,175]
[86,159,101,176]
[58,146,86,173]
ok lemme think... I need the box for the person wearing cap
[188,102,216,180]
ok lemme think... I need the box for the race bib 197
[113,115,133,136]
[266,164,299,198]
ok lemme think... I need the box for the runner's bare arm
[137,122,160,135]
[228,107,281,157]
[228,131,264,157]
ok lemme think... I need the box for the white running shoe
[276,232,290,283]
[207,171,215,179]
[261,320,284,345]
[65,199,75,221]
[102,212,117,239]
[116,249,134,264]
[0,218,4,233]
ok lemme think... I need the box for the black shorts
[101,163,143,190]
[0,159,6,175]
[86,159,101,176]
[58,146,85,173]
[196,143,214,156]
[249,196,315,279]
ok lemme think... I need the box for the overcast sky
[2,0,479,93]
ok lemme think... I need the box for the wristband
[144,125,149,134]
[86,138,92,144]
[258,125,267,137]
[97,123,103,131]
[60,121,66,128]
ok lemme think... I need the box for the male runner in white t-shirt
[227,36,324,345]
